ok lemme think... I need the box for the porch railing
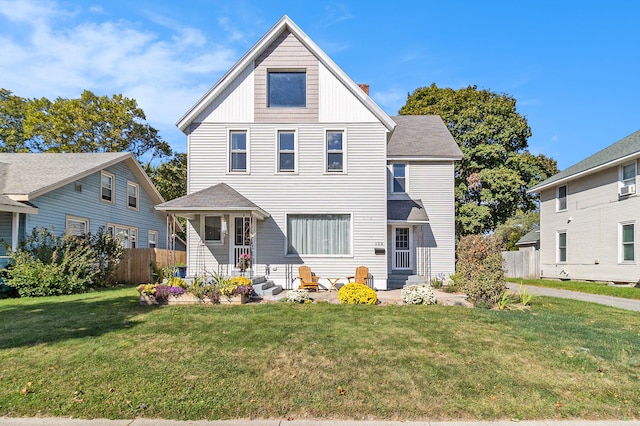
[395,250,410,269]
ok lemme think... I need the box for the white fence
[502,250,540,279]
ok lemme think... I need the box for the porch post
[11,212,19,250]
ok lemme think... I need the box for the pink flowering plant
[237,253,251,272]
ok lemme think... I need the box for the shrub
[285,289,311,303]
[3,226,124,297]
[338,283,377,305]
[230,276,252,286]
[401,284,437,305]
[456,234,506,305]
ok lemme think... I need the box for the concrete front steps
[387,273,428,290]
[251,276,283,297]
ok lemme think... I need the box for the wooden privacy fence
[113,248,186,284]
[502,250,540,279]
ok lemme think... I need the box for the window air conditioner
[620,184,636,196]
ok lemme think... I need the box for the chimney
[358,84,370,95]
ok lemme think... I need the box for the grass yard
[511,278,640,300]
[0,286,639,421]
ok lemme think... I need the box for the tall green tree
[144,153,187,201]
[0,89,29,152]
[0,89,172,161]
[493,210,539,251]
[399,83,558,236]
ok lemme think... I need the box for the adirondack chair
[298,266,319,292]
[347,266,369,285]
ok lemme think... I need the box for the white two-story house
[156,16,462,290]
[529,129,640,283]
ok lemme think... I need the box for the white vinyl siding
[538,163,640,282]
[318,62,378,123]
[187,121,388,286]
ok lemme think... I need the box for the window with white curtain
[286,214,351,255]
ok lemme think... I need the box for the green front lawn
[1,287,639,421]
[510,278,640,300]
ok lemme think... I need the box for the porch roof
[387,199,429,223]
[0,195,38,214]
[155,183,270,220]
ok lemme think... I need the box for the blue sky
[1,0,638,170]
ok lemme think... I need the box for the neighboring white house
[156,15,462,290]
[528,129,640,283]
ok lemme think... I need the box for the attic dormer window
[268,71,306,107]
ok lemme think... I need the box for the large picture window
[287,214,351,255]
[268,71,306,107]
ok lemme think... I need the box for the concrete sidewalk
[506,283,640,312]
[1,418,639,425]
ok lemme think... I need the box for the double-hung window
[557,185,567,211]
[148,230,158,249]
[392,164,407,193]
[278,131,296,172]
[127,181,139,210]
[621,222,635,262]
[287,214,351,256]
[620,162,636,195]
[101,171,114,203]
[557,231,567,263]
[204,216,222,243]
[268,71,306,107]
[326,131,344,172]
[66,215,89,237]
[229,131,248,172]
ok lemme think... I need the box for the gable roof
[155,183,269,219]
[388,115,463,159]
[529,129,640,192]
[0,152,164,204]
[516,229,540,246]
[176,15,396,133]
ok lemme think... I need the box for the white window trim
[556,184,567,212]
[284,212,354,257]
[227,129,250,174]
[65,215,89,236]
[619,161,637,195]
[100,170,115,204]
[127,180,140,211]
[148,230,158,249]
[324,129,347,174]
[275,129,298,174]
[389,163,409,194]
[556,230,567,264]
[619,221,636,264]
[267,69,307,108]
[202,215,224,244]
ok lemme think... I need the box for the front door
[231,216,252,269]
[393,226,411,270]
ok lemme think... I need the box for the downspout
[11,212,19,250]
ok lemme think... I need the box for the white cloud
[372,88,406,114]
[0,0,238,152]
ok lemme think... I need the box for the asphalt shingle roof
[530,129,640,192]
[0,152,130,195]
[516,229,540,246]
[156,183,265,212]
[388,115,463,159]
[387,199,429,222]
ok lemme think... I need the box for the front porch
[0,197,38,268]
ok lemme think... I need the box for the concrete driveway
[506,282,640,312]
